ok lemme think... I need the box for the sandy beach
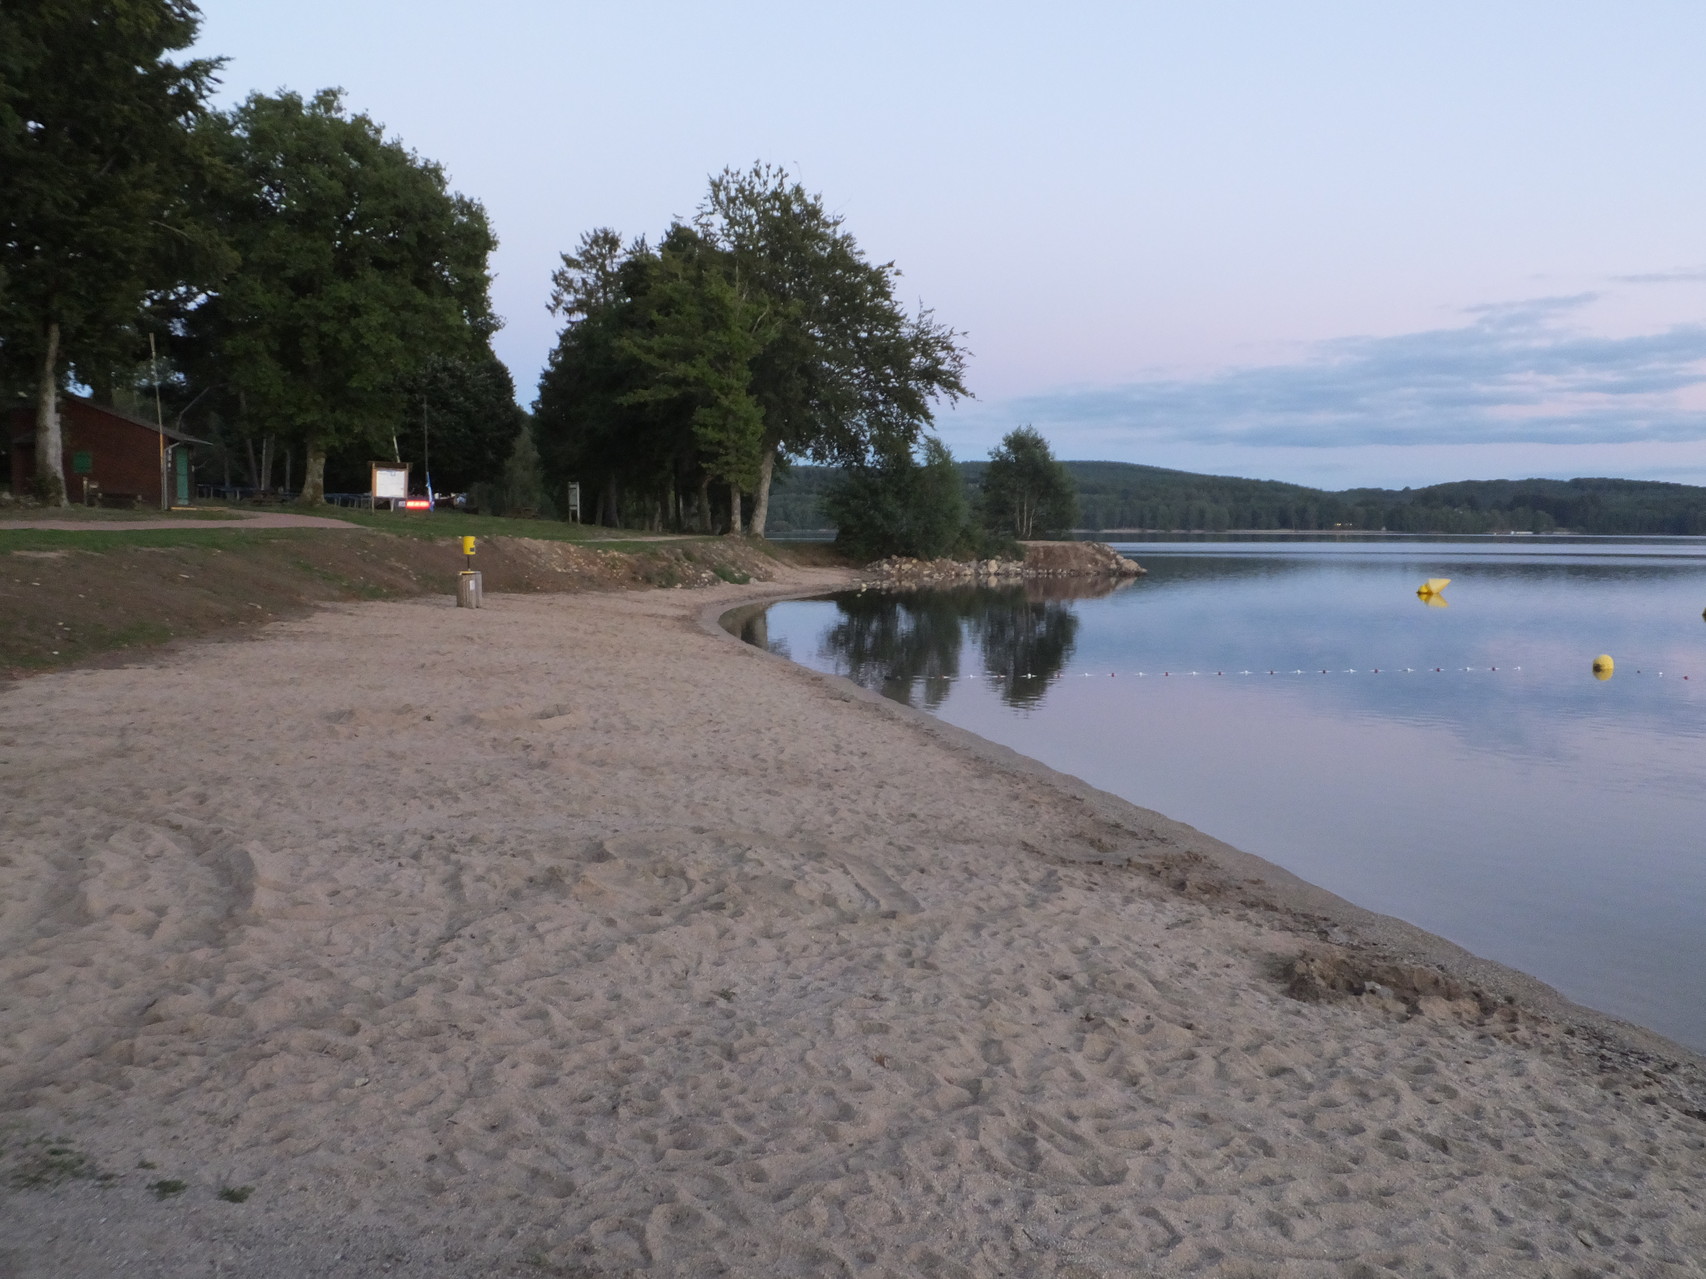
[4,564,1705,1277]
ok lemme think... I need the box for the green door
[174,447,191,505]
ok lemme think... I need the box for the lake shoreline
[4,568,1704,1275]
[768,540,1706,1050]
[714,582,1706,1067]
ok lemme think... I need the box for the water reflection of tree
[820,585,1083,710]
[972,592,1080,708]
[820,588,983,708]
[723,603,792,657]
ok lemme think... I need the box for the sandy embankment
[3,565,1705,1277]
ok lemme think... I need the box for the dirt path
[0,509,362,532]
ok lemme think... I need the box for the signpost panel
[371,463,410,511]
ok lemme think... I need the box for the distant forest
[765,461,1706,537]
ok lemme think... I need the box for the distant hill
[764,460,1706,536]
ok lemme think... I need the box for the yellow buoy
[1593,654,1614,680]
[1416,577,1450,597]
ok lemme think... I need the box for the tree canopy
[696,164,970,533]
[391,351,524,495]
[183,89,498,502]
[979,426,1077,539]
[618,224,774,525]
[533,165,970,534]
[0,0,224,503]
[825,438,974,561]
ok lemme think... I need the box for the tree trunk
[749,444,776,539]
[298,434,327,504]
[604,475,620,528]
[698,475,711,532]
[727,482,743,535]
[33,322,67,506]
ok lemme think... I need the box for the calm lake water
[741,536,1706,1052]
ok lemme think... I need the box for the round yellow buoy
[1592,654,1614,680]
[461,536,476,556]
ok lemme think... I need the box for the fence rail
[196,486,374,508]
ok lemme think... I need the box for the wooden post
[456,571,483,609]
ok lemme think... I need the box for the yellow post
[461,536,475,573]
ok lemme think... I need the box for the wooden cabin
[6,394,204,508]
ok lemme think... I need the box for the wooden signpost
[371,462,410,511]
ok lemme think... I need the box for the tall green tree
[533,167,970,536]
[0,0,224,504]
[500,422,547,516]
[535,229,680,528]
[980,426,1077,539]
[619,226,773,532]
[694,164,971,536]
[185,89,497,503]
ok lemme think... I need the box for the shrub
[827,439,972,560]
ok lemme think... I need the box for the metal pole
[422,396,432,509]
[150,333,167,509]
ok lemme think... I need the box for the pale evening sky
[192,1,1706,489]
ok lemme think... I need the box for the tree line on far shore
[764,462,1706,538]
[1065,466,1706,537]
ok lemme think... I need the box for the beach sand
[3,565,1705,1277]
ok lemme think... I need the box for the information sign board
[373,465,409,499]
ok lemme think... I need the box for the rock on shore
[866,539,1144,586]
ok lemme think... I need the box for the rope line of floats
[893,583,1699,686]
[969,664,1692,682]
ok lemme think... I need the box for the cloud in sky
[1615,268,1706,285]
[977,295,1706,455]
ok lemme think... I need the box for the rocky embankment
[866,540,1144,586]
